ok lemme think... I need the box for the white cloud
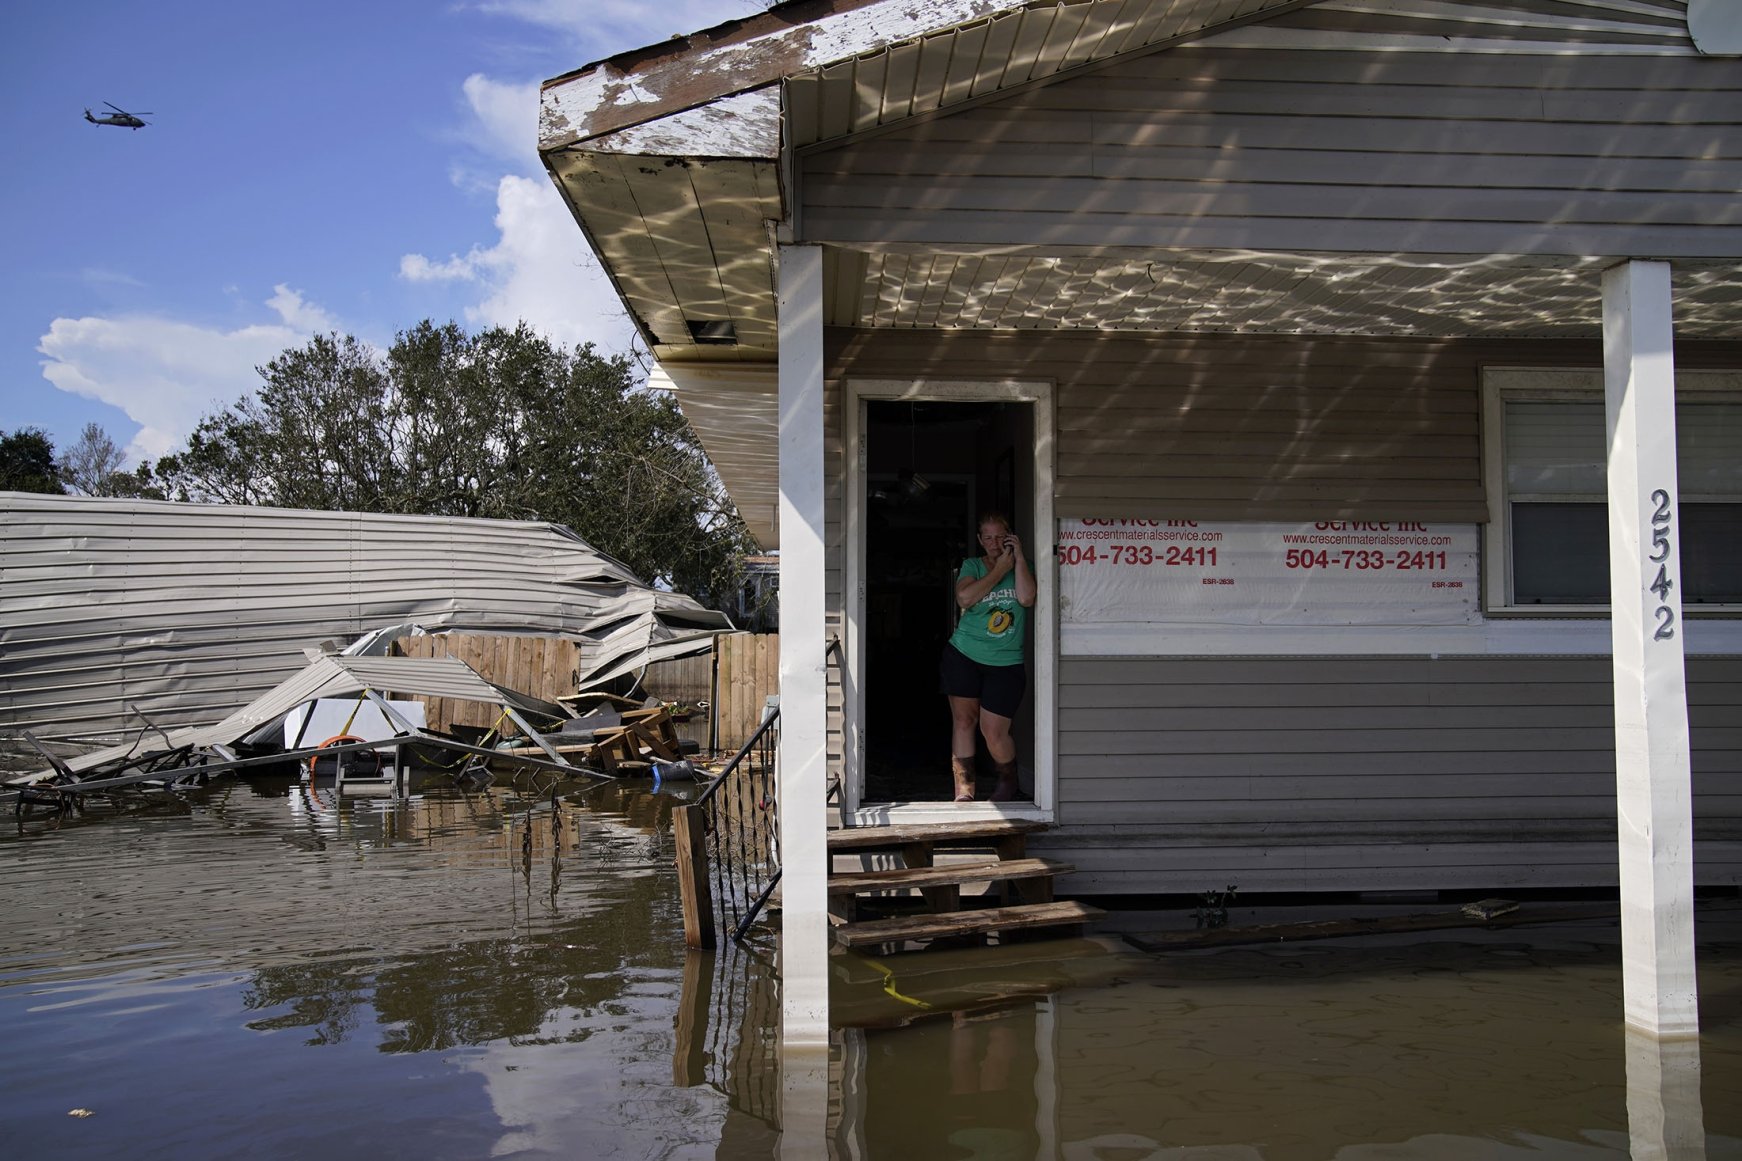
[399,3,761,356]
[473,0,765,51]
[265,283,341,333]
[36,286,337,463]
[399,251,483,283]
[460,74,540,164]
[402,174,634,352]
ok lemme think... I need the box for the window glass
[1680,402,1742,496]
[1505,402,1604,495]
[1511,503,1607,604]
[1683,503,1742,603]
[1511,502,1742,605]
[1503,398,1741,606]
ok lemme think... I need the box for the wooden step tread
[826,819,1048,852]
[827,858,1072,896]
[834,901,1102,949]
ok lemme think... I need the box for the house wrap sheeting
[0,493,731,743]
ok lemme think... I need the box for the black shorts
[939,644,1026,718]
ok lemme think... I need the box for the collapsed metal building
[0,493,732,747]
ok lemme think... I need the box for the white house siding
[1047,655,1742,894]
[829,328,1739,519]
[799,45,1742,259]
[825,327,1742,893]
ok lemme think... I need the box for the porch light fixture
[686,320,738,345]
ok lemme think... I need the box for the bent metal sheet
[1058,519,1480,626]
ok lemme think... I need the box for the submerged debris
[1,654,653,816]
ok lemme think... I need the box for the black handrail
[687,637,841,943]
[695,700,781,943]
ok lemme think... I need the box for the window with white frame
[1483,368,1742,611]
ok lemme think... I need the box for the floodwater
[3,775,1739,1160]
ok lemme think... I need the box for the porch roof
[540,0,1742,549]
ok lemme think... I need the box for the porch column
[1603,258,1698,1039]
[776,242,830,1049]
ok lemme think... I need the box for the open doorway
[861,399,1035,804]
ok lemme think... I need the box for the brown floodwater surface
[2,777,1739,1159]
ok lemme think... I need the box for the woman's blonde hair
[976,510,1012,533]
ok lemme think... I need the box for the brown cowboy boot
[989,759,1021,802]
[951,756,976,802]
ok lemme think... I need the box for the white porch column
[1603,258,1698,1039]
[776,242,830,1051]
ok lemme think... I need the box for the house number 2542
[1649,488,1676,641]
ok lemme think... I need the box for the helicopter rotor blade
[104,101,126,113]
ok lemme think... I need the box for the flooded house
[538,0,1742,1044]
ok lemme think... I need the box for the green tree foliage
[0,427,66,494]
[156,322,753,607]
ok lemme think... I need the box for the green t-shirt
[948,555,1026,667]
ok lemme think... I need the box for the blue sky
[2,0,761,466]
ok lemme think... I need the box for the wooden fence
[714,633,779,751]
[390,631,780,750]
[642,652,713,706]
[642,633,780,753]
[393,633,581,733]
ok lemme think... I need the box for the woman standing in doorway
[939,511,1035,801]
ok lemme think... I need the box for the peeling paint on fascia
[588,89,780,159]
[539,0,1027,149]
[796,0,1011,68]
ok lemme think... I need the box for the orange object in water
[307,734,369,776]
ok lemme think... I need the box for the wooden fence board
[389,631,779,750]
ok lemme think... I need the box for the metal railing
[675,638,842,947]
[691,699,781,944]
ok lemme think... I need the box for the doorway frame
[843,378,1057,823]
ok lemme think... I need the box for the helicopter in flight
[84,102,151,129]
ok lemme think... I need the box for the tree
[0,427,66,494]
[55,422,166,499]
[59,422,122,495]
[156,322,754,607]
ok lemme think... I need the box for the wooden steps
[826,819,1049,853]
[826,857,1068,897]
[834,901,1103,950]
[826,818,1098,953]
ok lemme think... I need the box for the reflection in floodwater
[1627,1030,1706,1161]
[2,777,1740,1159]
[825,922,1742,1161]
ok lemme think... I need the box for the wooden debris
[835,900,1103,950]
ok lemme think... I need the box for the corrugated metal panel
[23,653,543,781]
[1031,654,1742,894]
[0,495,729,743]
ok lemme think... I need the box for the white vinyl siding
[800,47,1742,259]
[823,329,1742,893]
[1034,655,1742,894]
